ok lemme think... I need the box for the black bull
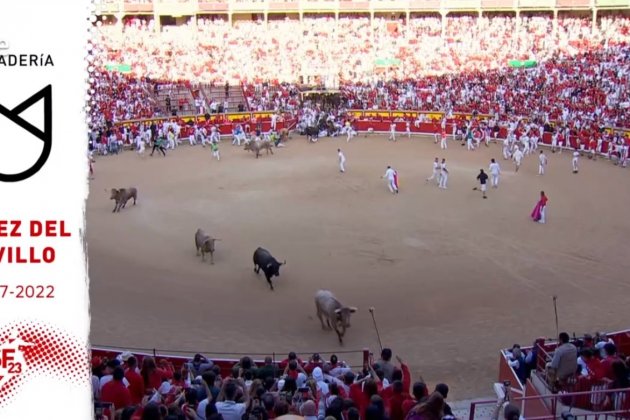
[253,247,286,290]
[304,126,319,142]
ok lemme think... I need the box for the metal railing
[469,387,630,419]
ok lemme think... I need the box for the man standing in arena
[406,120,412,139]
[513,146,524,172]
[389,123,397,142]
[338,149,346,173]
[381,166,399,194]
[440,127,448,150]
[489,158,501,188]
[474,169,488,199]
[150,135,167,157]
[538,150,548,175]
[502,136,511,160]
[426,157,440,185]
[439,158,449,189]
[211,141,220,161]
[572,148,580,173]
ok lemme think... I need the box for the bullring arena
[89,1,630,418]
[88,131,630,398]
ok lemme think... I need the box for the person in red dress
[531,191,548,224]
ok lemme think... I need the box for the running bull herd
[108,187,358,344]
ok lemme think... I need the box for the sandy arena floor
[87,134,630,399]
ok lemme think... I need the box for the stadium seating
[90,14,630,133]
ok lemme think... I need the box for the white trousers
[539,206,546,224]
[491,174,499,187]
[572,158,578,172]
[539,164,545,175]
[427,170,439,183]
[213,150,220,161]
[340,161,345,172]
[441,138,447,149]
[439,173,448,189]
[388,180,398,193]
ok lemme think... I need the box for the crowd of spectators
[94,14,630,84]
[90,14,630,133]
[504,332,630,411]
[92,348,472,420]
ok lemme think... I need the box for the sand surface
[87,134,630,399]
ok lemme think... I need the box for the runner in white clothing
[426,157,440,185]
[572,149,579,173]
[488,158,501,188]
[502,137,511,160]
[513,147,524,172]
[338,149,346,173]
[439,159,448,189]
[405,121,411,138]
[381,166,398,193]
[538,150,548,175]
[389,123,397,142]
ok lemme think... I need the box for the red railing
[493,329,630,418]
[91,345,370,379]
[469,387,630,419]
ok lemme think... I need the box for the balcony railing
[93,0,630,15]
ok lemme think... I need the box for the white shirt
[539,154,547,165]
[99,375,129,390]
[440,162,448,173]
[513,150,524,161]
[432,161,439,171]
[573,151,579,160]
[338,151,346,163]
[390,124,396,132]
[489,162,501,175]
[383,168,396,181]
[216,401,248,420]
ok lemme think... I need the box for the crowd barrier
[113,109,630,151]
[91,345,370,379]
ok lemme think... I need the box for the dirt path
[87,135,630,400]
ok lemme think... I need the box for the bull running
[253,247,285,290]
[315,290,357,344]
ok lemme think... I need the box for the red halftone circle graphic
[0,321,89,406]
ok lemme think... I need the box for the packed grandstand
[90,1,630,419]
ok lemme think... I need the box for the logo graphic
[0,330,33,390]
[0,85,52,182]
[0,41,8,50]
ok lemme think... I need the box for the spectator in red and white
[124,356,145,405]
[101,366,133,411]
[141,356,172,393]
[598,343,624,380]
[279,352,303,370]
[401,381,429,417]
[304,353,323,374]
[100,359,130,390]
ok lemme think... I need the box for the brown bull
[110,187,138,213]
[244,141,274,158]
[314,290,357,344]
[195,228,220,264]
